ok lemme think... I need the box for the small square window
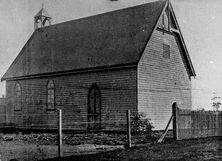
[163,44,170,59]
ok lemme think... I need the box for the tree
[211,96,222,111]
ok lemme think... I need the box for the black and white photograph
[0,0,221,160]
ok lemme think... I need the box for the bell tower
[34,5,52,30]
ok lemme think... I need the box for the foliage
[130,113,153,136]
[196,107,205,111]
[211,96,222,111]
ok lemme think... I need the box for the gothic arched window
[88,83,101,129]
[15,82,22,111]
[47,79,55,110]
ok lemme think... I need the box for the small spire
[34,5,52,30]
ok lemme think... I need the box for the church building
[1,0,195,131]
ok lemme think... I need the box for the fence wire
[0,113,131,132]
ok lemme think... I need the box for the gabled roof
[168,2,196,77]
[1,0,195,81]
[35,8,51,18]
[2,0,166,80]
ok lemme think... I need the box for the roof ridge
[42,0,166,30]
[1,0,167,80]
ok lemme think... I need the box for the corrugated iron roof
[2,0,169,80]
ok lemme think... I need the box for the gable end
[139,0,196,77]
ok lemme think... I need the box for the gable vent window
[162,14,165,27]
[163,44,170,59]
[15,82,22,111]
[47,79,55,110]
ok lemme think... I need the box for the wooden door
[88,84,101,130]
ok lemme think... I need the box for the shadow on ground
[40,137,222,161]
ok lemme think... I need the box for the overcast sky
[0,0,222,110]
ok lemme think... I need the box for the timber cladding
[0,98,6,124]
[5,68,137,131]
[138,29,192,130]
[175,108,222,140]
[1,1,196,131]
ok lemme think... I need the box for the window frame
[88,83,101,114]
[46,79,55,111]
[87,83,102,129]
[163,43,171,59]
[15,82,22,111]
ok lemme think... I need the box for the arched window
[15,82,22,111]
[47,79,55,110]
[88,83,101,129]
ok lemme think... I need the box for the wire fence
[0,111,152,136]
[0,109,141,157]
[0,106,221,157]
[0,113,130,132]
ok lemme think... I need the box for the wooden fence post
[172,103,178,140]
[58,109,62,157]
[219,111,221,136]
[126,110,131,148]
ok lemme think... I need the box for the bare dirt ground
[0,133,126,161]
[0,133,221,161]
[43,137,222,161]
[0,141,123,161]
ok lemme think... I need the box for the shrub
[130,113,153,137]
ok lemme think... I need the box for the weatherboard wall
[138,28,192,130]
[0,98,6,125]
[5,68,137,131]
